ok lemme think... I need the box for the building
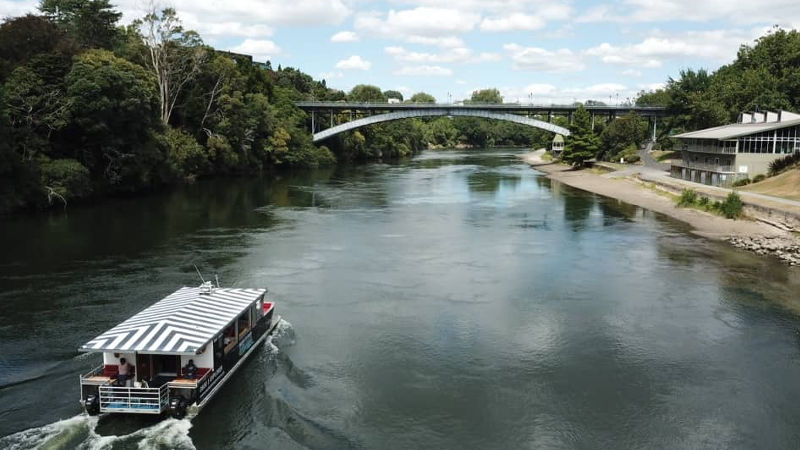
[551,134,565,157]
[671,110,800,186]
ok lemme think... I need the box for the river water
[2,148,800,449]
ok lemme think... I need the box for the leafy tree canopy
[469,88,503,104]
[409,92,435,103]
[383,90,403,101]
[348,84,386,102]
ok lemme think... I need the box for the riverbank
[520,150,800,265]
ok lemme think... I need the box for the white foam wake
[0,414,196,450]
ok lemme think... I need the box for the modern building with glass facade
[671,110,800,186]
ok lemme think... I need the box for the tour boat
[77,282,280,418]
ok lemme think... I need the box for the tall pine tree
[562,105,600,167]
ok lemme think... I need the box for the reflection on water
[2,148,800,449]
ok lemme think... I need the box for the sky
[2,0,800,104]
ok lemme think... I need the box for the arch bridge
[296,101,668,143]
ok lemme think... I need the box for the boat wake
[0,412,196,450]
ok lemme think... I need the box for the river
[2,148,800,449]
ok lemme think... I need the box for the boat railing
[80,364,105,380]
[98,383,169,414]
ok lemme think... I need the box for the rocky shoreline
[728,235,800,266]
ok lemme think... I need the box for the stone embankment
[727,235,800,266]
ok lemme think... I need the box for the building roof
[552,134,565,143]
[674,117,800,140]
[79,287,266,355]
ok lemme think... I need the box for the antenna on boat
[194,265,206,283]
[215,274,220,288]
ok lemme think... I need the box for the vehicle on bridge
[78,282,280,419]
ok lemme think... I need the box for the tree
[4,59,72,161]
[65,49,161,189]
[383,90,403,101]
[39,0,121,49]
[599,112,646,160]
[469,88,503,104]
[562,105,600,167]
[0,14,75,81]
[137,7,206,125]
[348,84,386,102]
[636,89,670,106]
[423,117,458,147]
[409,92,435,103]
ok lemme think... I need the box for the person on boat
[117,358,133,386]
[183,359,198,379]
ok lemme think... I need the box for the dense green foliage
[467,88,503,104]
[599,112,647,161]
[562,106,600,167]
[0,2,343,212]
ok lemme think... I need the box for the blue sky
[3,0,800,103]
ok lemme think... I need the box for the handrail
[98,383,169,413]
[80,364,104,380]
[295,101,668,112]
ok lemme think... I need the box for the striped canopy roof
[80,287,266,355]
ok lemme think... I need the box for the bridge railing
[295,101,668,113]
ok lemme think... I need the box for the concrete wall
[735,153,784,177]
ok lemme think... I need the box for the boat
[77,281,280,419]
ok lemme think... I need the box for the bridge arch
[311,108,570,142]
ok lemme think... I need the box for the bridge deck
[296,101,668,117]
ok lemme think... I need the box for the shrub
[39,158,92,203]
[752,173,766,183]
[677,189,698,206]
[732,178,751,187]
[161,127,207,178]
[698,196,710,208]
[768,151,800,176]
[719,192,744,219]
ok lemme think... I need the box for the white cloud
[228,39,280,62]
[354,7,481,46]
[385,46,500,64]
[503,43,586,72]
[331,31,359,42]
[501,82,633,105]
[586,29,762,68]
[638,82,666,92]
[577,0,800,25]
[394,65,453,76]
[0,0,36,18]
[165,0,351,26]
[622,69,643,77]
[481,13,546,32]
[387,0,571,18]
[336,55,372,70]
[405,35,465,48]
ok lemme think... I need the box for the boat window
[237,311,250,339]
[223,324,237,354]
